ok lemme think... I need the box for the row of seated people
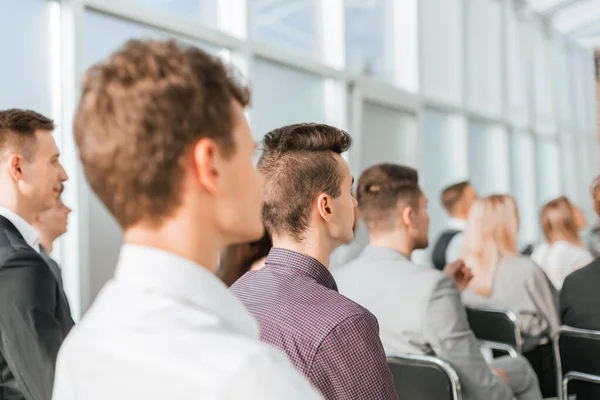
[2,38,596,400]
[434,181,594,293]
[220,171,600,399]
[220,167,549,399]
[429,180,600,398]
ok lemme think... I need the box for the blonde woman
[461,195,559,348]
[531,196,593,290]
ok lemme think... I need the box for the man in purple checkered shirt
[230,124,398,400]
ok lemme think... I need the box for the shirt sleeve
[0,250,65,400]
[423,275,514,400]
[308,313,398,400]
[221,348,324,400]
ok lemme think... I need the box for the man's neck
[124,216,223,273]
[272,235,334,268]
[39,234,53,253]
[0,199,36,225]
[368,232,414,259]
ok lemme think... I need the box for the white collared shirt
[445,217,467,264]
[0,206,40,252]
[531,240,594,290]
[52,245,322,400]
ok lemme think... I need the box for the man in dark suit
[0,109,72,400]
[560,176,600,400]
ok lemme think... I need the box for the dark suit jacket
[561,257,600,330]
[560,257,600,400]
[0,216,74,400]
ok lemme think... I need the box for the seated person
[334,163,542,400]
[431,181,478,270]
[231,124,397,400]
[561,176,600,400]
[531,196,593,290]
[461,195,560,347]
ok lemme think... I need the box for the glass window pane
[419,108,468,256]
[420,0,463,105]
[465,0,502,116]
[578,137,598,220]
[360,102,417,169]
[468,121,510,195]
[506,3,530,127]
[536,138,562,206]
[83,10,218,69]
[251,58,326,140]
[571,46,594,132]
[532,20,556,135]
[510,132,538,244]
[344,0,391,80]
[127,0,218,28]
[0,0,54,115]
[555,39,573,128]
[560,133,580,204]
[249,0,320,57]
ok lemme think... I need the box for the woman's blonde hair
[540,196,583,247]
[462,194,519,296]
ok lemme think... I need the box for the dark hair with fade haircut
[441,181,471,214]
[258,123,352,241]
[73,39,250,230]
[357,163,420,231]
[0,109,55,160]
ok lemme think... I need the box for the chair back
[387,354,462,400]
[466,305,522,357]
[555,325,600,399]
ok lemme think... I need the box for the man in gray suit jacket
[334,163,542,400]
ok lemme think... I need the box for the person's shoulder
[502,254,538,271]
[0,246,52,284]
[530,242,548,262]
[0,228,39,263]
[557,241,594,260]
[564,257,600,288]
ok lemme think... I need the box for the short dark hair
[0,109,55,160]
[219,230,272,287]
[258,123,352,241]
[441,181,471,214]
[74,40,250,229]
[357,163,420,231]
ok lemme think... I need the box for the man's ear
[400,206,413,228]
[8,154,24,181]
[192,138,221,195]
[316,193,333,222]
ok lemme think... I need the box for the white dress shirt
[0,206,40,252]
[52,244,322,400]
[531,241,594,290]
[445,217,467,263]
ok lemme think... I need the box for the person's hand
[492,368,509,384]
[442,259,473,293]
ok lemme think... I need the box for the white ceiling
[529,0,600,48]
